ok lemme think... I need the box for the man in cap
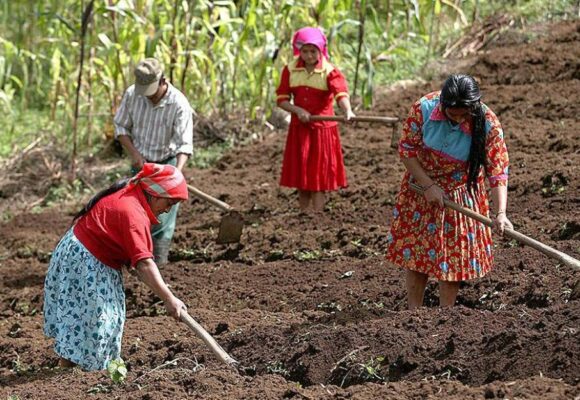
[114,58,195,265]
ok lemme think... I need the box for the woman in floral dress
[385,74,512,309]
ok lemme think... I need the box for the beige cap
[134,58,163,96]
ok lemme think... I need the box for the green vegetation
[294,249,322,261]
[0,110,59,158]
[43,179,93,207]
[107,358,128,384]
[86,384,112,394]
[189,140,233,169]
[265,360,291,377]
[541,171,568,197]
[317,301,343,312]
[11,354,30,376]
[0,0,577,161]
[358,355,386,382]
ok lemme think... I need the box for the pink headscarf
[129,163,188,201]
[292,27,329,60]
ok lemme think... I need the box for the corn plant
[1,0,577,161]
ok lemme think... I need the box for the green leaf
[409,0,420,20]
[441,0,468,25]
[50,48,62,86]
[107,358,127,384]
[9,75,23,89]
[98,33,114,50]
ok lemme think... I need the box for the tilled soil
[1,20,579,400]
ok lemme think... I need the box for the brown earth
[1,19,579,400]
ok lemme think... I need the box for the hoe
[187,184,244,244]
[409,183,580,269]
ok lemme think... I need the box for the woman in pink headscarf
[276,27,355,212]
[43,163,189,371]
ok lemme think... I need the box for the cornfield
[0,0,577,157]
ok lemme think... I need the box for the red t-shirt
[276,57,349,129]
[73,185,159,270]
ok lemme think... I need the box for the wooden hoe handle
[187,184,234,212]
[181,311,238,367]
[310,115,399,124]
[409,183,580,269]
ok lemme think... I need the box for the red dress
[385,92,509,281]
[276,57,350,191]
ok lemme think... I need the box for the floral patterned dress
[385,91,509,281]
[44,230,125,371]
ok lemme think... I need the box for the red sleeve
[276,66,291,105]
[327,68,349,101]
[120,215,154,267]
[399,99,424,158]
[483,107,509,187]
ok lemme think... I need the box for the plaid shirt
[114,83,194,162]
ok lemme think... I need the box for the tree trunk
[385,0,392,40]
[472,0,480,23]
[180,0,196,91]
[353,0,366,101]
[169,0,180,83]
[71,0,95,181]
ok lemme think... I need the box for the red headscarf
[129,163,188,201]
[292,27,329,60]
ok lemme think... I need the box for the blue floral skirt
[43,229,125,371]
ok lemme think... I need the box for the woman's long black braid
[71,178,131,224]
[467,101,487,193]
[440,74,487,193]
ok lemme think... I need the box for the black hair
[440,74,486,192]
[72,178,131,224]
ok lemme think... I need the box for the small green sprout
[107,358,127,384]
[359,356,385,382]
[294,249,321,261]
[266,361,290,377]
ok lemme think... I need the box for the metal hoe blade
[216,211,244,244]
